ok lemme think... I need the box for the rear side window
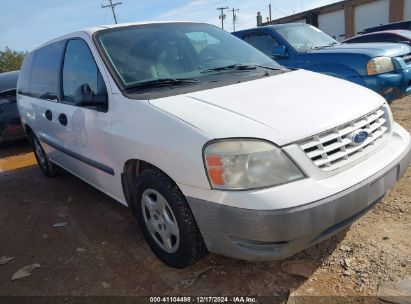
[30,41,65,100]
[372,34,396,43]
[17,52,34,95]
[349,34,397,43]
[62,39,107,104]
[347,35,374,43]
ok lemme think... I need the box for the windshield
[95,23,281,88]
[399,30,411,40]
[275,24,338,52]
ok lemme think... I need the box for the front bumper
[186,126,411,261]
[362,61,411,103]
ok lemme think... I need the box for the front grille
[298,107,389,171]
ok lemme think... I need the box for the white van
[17,22,411,268]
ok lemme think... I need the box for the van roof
[36,21,198,50]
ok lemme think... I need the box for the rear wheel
[31,134,61,177]
[131,169,207,268]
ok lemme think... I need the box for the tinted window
[243,33,280,56]
[62,39,107,104]
[348,34,399,43]
[351,36,368,43]
[17,53,34,95]
[30,41,65,100]
[346,35,374,43]
[373,34,396,42]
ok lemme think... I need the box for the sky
[0,0,341,51]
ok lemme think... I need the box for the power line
[272,7,287,16]
[217,6,229,30]
[233,3,286,29]
[102,0,122,24]
[236,5,268,28]
[231,8,240,32]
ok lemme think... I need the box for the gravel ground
[0,96,410,303]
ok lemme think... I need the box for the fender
[305,63,366,87]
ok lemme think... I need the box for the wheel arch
[23,124,34,144]
[121,159,178,208]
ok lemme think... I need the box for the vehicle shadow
[0,139,31,158]
[188,228,349,300]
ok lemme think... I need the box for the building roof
[263,0,346,25]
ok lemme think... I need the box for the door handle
[58,113,68,126]
[45,110,52,121]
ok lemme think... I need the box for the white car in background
[17,22,411,268]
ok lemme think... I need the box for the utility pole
[269,3,272,21]
[231,8,239,32]
[217,7,229,30]
[102,0,122,24]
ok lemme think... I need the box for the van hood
[149,69,385,146]
[310,43,411,57]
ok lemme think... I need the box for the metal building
[261,0,410,41]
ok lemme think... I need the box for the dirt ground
[0,96,410,303]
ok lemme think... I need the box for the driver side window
[62,39,107,105]
[244,33,279,56]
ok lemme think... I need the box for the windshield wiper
[201,64,258,73]
[254,65,287,71]
[201,64,286,74]
[125,78,198,90]
[310,42,339,50]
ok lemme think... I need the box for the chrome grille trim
[298,107,389,171]
[402,53,411,64]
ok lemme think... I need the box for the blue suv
[233,24,411,103]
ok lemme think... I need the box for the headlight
[203,139,304,190]
[367,57,395,75]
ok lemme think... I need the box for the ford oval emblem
[349,130,369,145]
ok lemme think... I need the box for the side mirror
[74,84,107,108]
[271,46,288,59]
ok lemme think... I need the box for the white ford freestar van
[17,22,411,268]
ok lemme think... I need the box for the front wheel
[131,169,207,268]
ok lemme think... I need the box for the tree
[0,47,28,73]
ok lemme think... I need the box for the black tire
[31,133,61,177]
[131,169,207,268]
